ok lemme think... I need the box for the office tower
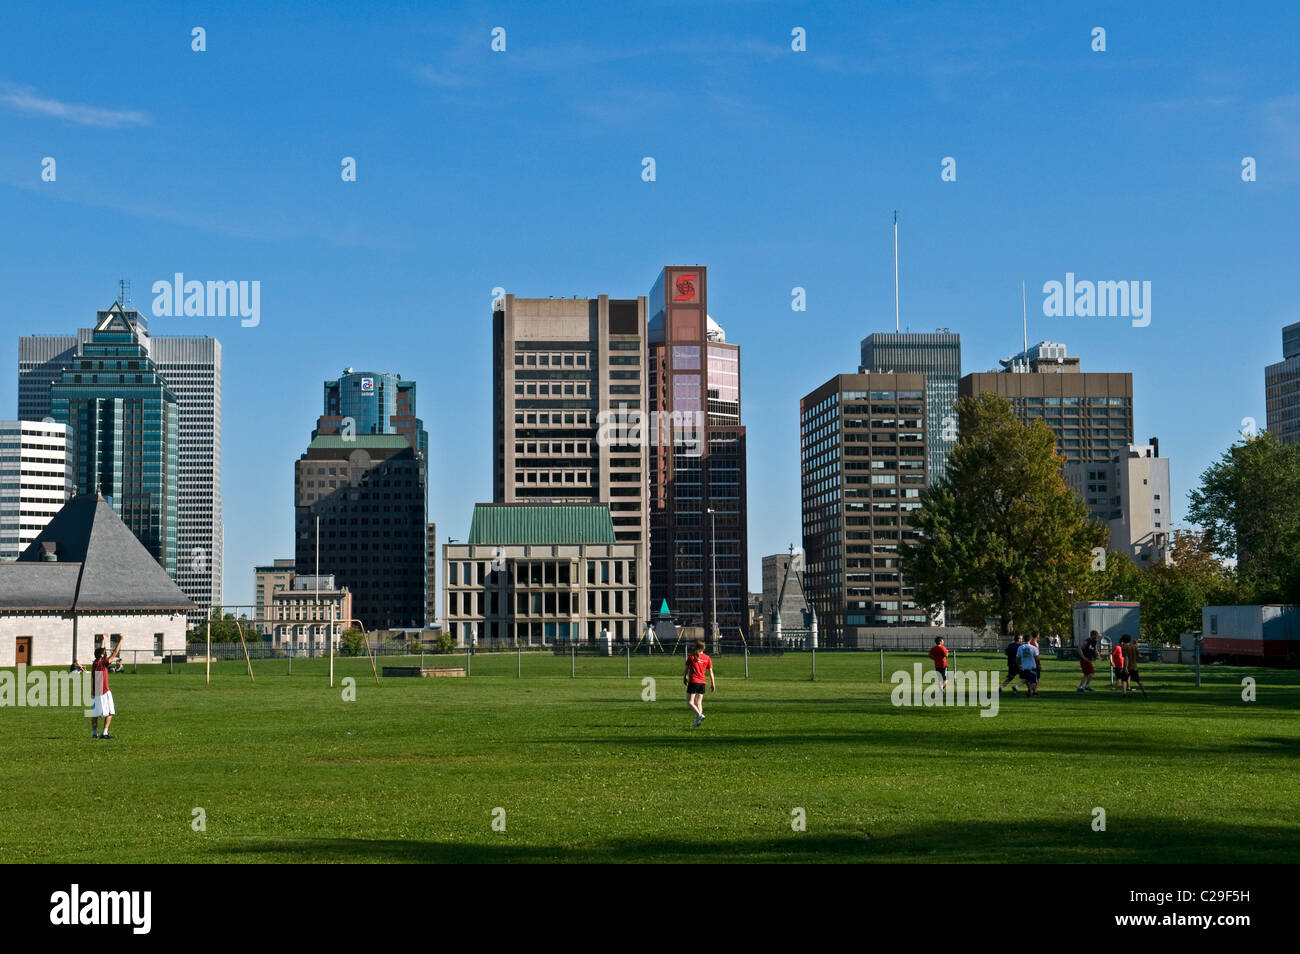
[443,503,642,646]
[48,309,180,576]
[647,266,748,639]
[1064,439,1171,566]
[959,343,1133,464]
[800,373,929,645]
[1265,321,1300,446]
[294,434,427,630]
[0,421,72,560]
[19,301,222,616]
[859,330,961,484]
[313,369,428,456]
[492,293,650,625]
[425,522,437,628]
[253,558,295,626]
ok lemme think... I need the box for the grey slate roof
[0,494,193,612]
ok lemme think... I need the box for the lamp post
[706,508,718,646]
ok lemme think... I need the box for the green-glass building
[49,309,180,576]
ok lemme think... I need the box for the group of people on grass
[986,629,1146,698]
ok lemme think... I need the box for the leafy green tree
[1143,530,1239,644]
[901,393,1106,636]
[187,610,260,643]
[339,627,367,656]
[1187,432,1300,604]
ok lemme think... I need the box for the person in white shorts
[89,643,120,739]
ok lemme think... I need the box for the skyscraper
[19,301,222,616]
[959,343,1133,464]
[800,372,930,645]
[1265,321,1300,446]
[0,421,71,560]
[859,330,961,484]
[492,293,650,625]
[313,369,428,456]
[294,435,427,630]
[647,266,748,639]
[48,309,180,575]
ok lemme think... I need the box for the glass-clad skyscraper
[313,370,428,457]
[860,331,961,484]
[49,309,179,575]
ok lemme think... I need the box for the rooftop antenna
[893,211,900,332]
[1021,280,1028,370]
[117,278,131,309]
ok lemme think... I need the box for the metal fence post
[880,647,884,682]
[288,646,293,676]
[1194,636,1201,688]
[744,647,749,679]
[571,642,575,678]
[518,644,522,678]
[467,643,472,678]
[626,646,631,678]
[169,651,174,675]
[811,645,816,681]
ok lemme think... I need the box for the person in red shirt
[929,636,949,689]
[683,638,716,728]
[89,642,120,739]
[1110,635,1131,698]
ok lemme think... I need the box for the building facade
[492,294,650,624]
[443,503,642,647]
[800,373,930,644]
[253,558,295,626]
[647,266,748,639]
[959,350,1133,465]
[0,494,193,667]
[859,331,961,484]
[267,573,352,653]
[294,435,427,630]
[313,369,428,457]
[1064,440,1171,566]
[1265,321,1300,446]
[19,301,222,617]
[48,309,180,577]
[0,421,71,561]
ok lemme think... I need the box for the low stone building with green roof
[443,503,643,647]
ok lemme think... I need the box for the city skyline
[2,2,1296,610]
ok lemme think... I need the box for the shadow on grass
[208,816,1300,864]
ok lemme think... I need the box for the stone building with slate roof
[0,494,193,667]
[443,502,642,647]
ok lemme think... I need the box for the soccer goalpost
[193,603,380,686]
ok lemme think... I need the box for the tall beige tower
[492,294,650,625]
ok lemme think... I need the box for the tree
[187,610,260,643]
[901,393,1106,636]
[1187,432,1300,604]
[339,627,367,656]
[1142,530,1239,644]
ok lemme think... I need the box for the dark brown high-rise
[647,267,748,640]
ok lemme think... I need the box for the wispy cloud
[0,82,149,128]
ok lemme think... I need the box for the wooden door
[15,637,32,666]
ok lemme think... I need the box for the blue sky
[2,1,1297,608]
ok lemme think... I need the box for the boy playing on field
[684,639,716,728]
[1077,629,1100,692]
[1110,635,1131,698]
[89,642,120,739]
[929,636,949,689]
[1124,637,1148,698]
[1000,634,1023,692]
[1017,634,1040,696]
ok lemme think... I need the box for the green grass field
[2,650,1297,863]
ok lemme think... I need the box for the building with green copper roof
[468,503,616,545]
[444,502,643,648]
